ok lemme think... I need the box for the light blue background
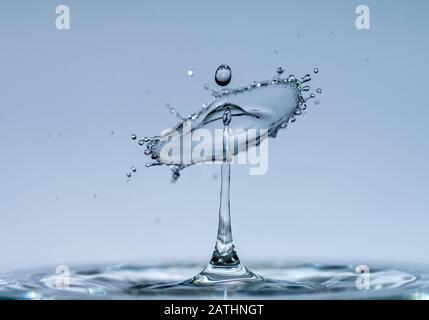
[1,0,428,271]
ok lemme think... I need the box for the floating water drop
[187,69,195,77]
[276,67,284,75]
[132,167,137,173]
[172,171,180,181]
[316,88,322,94]
[215,64,232,86]
[314,68,319,74]
[131,134,137,140]
[126,172,132,178]
[138,140,145,146]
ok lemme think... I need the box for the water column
[191,106,259,284]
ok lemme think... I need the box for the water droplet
[138,140,144,146]
[187,69,195,77]
[126,172,132,178]
[132,167,137,173]
[203,84,210,90]
[316,88,322,94]
[276,67,284,75]
[172,172,180,181]
[287,75,296,83]
[314,68,319,74]
[215,64,232,86]
[131,134,137,140]
[310,93,315,98]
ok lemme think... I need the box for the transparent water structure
[2,66,429,300]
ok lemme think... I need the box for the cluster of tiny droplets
[128,133,160,179]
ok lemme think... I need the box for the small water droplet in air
[126,172,132,178]
[276,67,284,75]
[314,68,319,74]
[310,93,315,98]
[138,140,145,146]
[187,69,195,77]
[132,167,137,173]
[316,88,322,94]
[131,134,137,140]
[215,64,232,86]
[172,172,180,181]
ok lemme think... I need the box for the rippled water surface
[1,263,429,300]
